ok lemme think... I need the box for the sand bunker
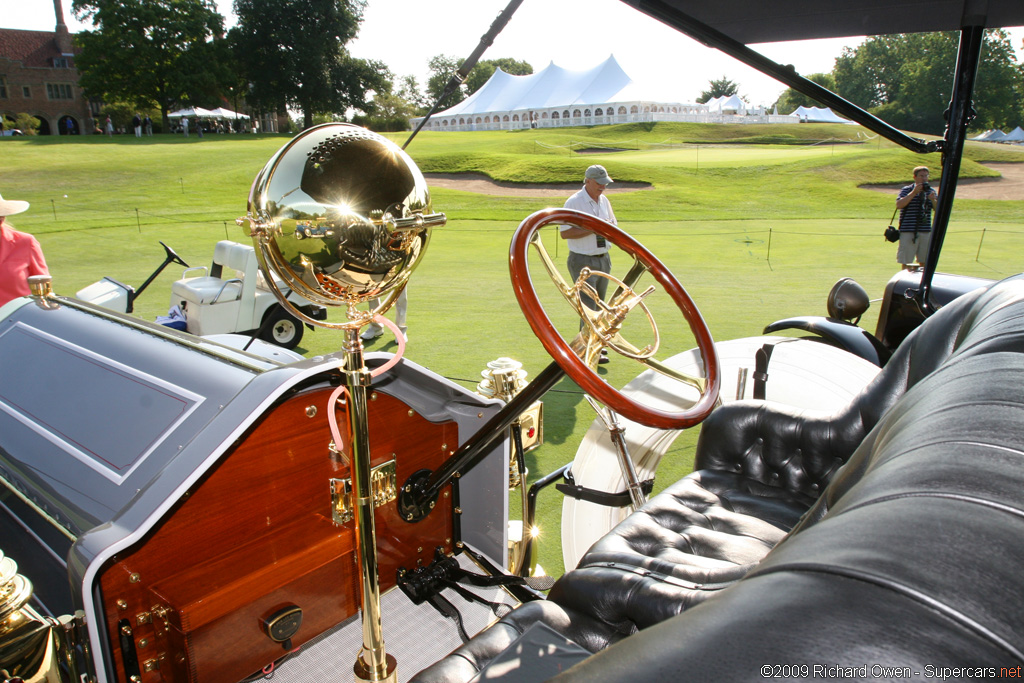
[862,162,1024,201]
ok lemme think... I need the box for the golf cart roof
[628,0,1024,44]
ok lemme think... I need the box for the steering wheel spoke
[510,208,721,429]
[637,355,708,394]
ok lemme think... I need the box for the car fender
[763,316,891,367]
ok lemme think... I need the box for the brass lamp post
[239,123,445,682]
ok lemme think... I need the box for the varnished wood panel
[99,384,458,683]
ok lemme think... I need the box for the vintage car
[2,1,1023,682]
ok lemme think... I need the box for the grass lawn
[4,122,1024,575]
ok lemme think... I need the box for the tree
[772,73,836,114]
[426,54,464,109]
[697,76,739,104]
[231,0,388,129]
[13,113,40,135]
[833,29,1023,134]
[72,0,228,131]
[397,75,429,114]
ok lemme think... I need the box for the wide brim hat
[0,194,29,217]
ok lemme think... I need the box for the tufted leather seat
[410,274,1024,683]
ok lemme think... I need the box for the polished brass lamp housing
[238,122,446,327]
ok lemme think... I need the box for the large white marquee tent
[412,55,796,132]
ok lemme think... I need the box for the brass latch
[330,459,397,525]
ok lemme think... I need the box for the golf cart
[77,240,326,349]
[2,2,1024,683]
[75,241,189,314]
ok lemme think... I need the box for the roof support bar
[621,0,936,154]
[920,24,985,309]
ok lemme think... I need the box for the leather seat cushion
[546,469,810,631]
[408,600,623,683]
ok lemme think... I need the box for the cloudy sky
[7,0,1024,107]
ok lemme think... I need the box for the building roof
[0,28,72,67]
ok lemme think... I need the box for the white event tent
[412,55,794,131]
[706,95,749,113]
[788,106,853,124]
[1001,126,1024,142]
[971,129,1007,141]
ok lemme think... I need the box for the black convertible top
[620,0,1024,44]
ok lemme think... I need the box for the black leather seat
[411,274,1024,683]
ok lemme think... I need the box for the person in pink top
[0,193,49,307]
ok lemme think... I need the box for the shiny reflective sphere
[240,123,444,320]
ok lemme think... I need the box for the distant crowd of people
[93,114,261,137]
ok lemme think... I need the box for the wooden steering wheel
[509,208,721,430]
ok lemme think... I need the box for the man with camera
[895,166,938,270]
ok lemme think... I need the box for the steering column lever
[584,396,648,511]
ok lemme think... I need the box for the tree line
[69,0,534,133]
[69,0,1022,136]
[773,30,1024,134]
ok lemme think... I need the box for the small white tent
[707,94,748,113]
[1000,126,1024,142]
[972,129,1008,141]
[209,107,250,120]
[789,106,852,123]
[168,107,216,118]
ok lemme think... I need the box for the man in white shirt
[561,165,617,362]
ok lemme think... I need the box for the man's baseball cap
[585,165,613,185]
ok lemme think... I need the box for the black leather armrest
[693,401,865,500]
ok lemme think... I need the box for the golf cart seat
[411,273,1024,683]
[171,240,255,306]
[170,240,261,336]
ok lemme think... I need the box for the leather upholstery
[409,600,624,683]
[410,275,1024,683]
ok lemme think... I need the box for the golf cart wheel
[261,307,304,349]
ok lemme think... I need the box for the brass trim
[331,459,397,525]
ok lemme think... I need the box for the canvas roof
[972,129,1008,141]
[623,0,1024,45]
[1001,126,1024,142]
[168,107,217,118]
[789,105,852,123]
[433,55,689,118]
[706,94,748,111]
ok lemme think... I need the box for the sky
[5,0,1024,107]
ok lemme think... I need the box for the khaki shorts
[897,231,931,266]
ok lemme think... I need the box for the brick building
[0,0,96,135]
